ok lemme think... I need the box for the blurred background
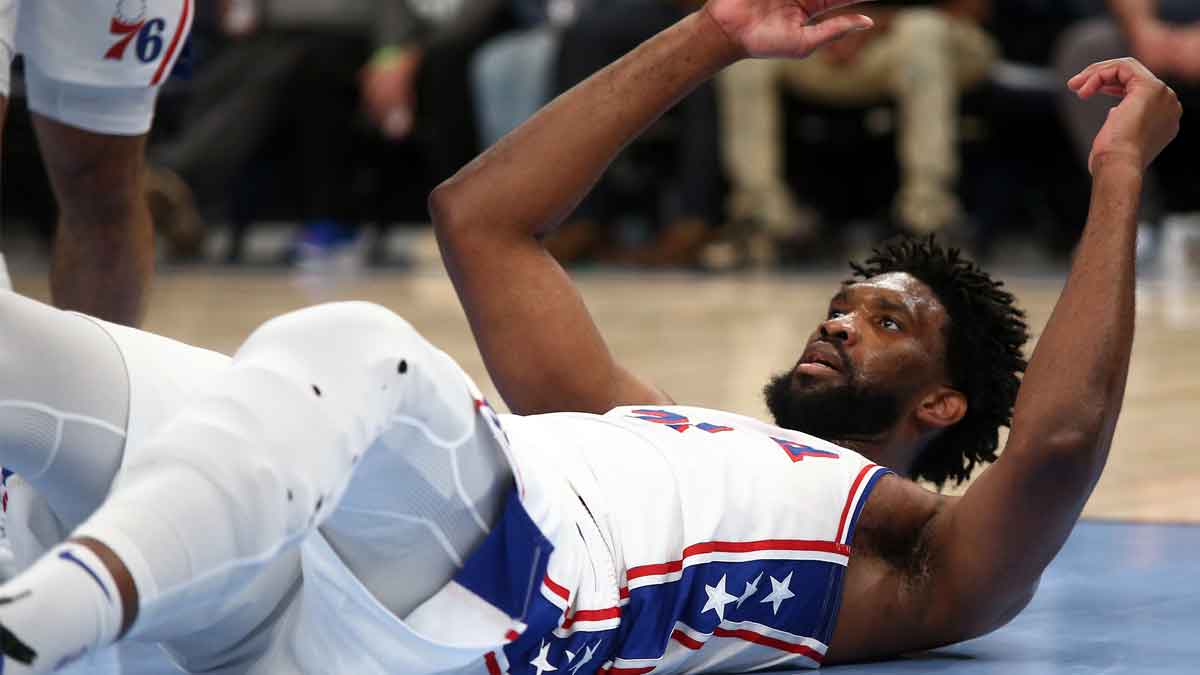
[2,0,1199,515]
[1,0,1197,272]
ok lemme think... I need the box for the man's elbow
[428,180,465,238]
[1016,400,1117,466]
[959,582,1038,642]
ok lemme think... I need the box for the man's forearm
[429,9,739,238]
[1007,158,1141,469]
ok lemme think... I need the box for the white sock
[0,542,123,673]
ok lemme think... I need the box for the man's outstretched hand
[704,0,875,60]
[1069,58,1182,175]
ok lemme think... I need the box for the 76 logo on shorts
[105,0,167,63]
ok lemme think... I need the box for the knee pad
[116,303,420,556]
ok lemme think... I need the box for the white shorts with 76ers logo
[1,0,194,134]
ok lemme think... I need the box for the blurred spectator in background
[149,0,472,262]
[718,0,996,262]
[539,0,722,266]
[471,1,593,148]
[1054,0,1200,263]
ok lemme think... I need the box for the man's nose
[819,314,859,345]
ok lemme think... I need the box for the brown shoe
[634,218,712,268]
[145,166,206,261]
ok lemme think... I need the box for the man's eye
[827,309,845,320]
[881,317,901,331]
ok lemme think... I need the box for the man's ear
[916,386,967,431]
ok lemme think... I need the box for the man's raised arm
[429,1,873,415]
[831,58,1181,662]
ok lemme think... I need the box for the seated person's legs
[853,9,996,234]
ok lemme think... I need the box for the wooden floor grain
[11,263,1199,523]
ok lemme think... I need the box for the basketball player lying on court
[0,0,1181,672]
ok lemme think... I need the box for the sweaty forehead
[838,272,947,322]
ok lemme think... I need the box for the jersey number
[629,409,839,462]
[105,17,166,63]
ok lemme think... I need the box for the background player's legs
[32,115,152,327]
[25,61,160,327]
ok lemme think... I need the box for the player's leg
[320,340,514,620]
[0,293,303,674]
[25,62,158,326]
[0,302,510,673]
[0,292,130,535]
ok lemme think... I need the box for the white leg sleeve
[0,292,129,536]
[321,343,514,619]
[73,302,416,642]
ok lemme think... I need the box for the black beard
[763,370,903,442]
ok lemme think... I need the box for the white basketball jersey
[288,405,890,674]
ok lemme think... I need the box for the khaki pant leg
[718,60,813,238]
[873,10,997,231]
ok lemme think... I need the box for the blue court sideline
[120,521,1198,674]
[818,520,1200,675]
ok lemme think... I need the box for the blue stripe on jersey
[454,487,554,624]
[845,468,893,546]
[616,558,843,660]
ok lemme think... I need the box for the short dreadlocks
[850,236,1029,487]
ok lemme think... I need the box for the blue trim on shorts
[455,487,554,623]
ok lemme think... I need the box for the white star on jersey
[760,572,796,615]
[736,572,763,609]
[702,574,739,622]
[569,641,601,675]
[530,640,558,674]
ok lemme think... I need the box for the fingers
[805,13,875,51]
[1068,58,1157,99]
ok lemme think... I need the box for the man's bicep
[921,448,1089,639]
[439,229,670,415]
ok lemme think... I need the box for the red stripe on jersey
[544,574,570,601]
[626,539,849,581]
[671,629,704,650]
[562,606,621,628]
[712,628,824,661]
[836,464,877,544]
[151,0,192,85]
[505,630,520,642]
[485,651,503,675]
[619,586,630,600]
